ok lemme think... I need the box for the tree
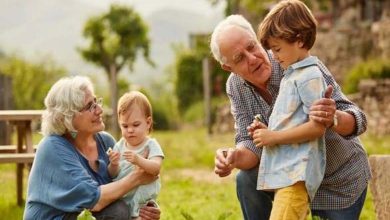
[78,4,153,136]
[0,55,66,110]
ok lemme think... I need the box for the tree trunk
[109,65,119,139]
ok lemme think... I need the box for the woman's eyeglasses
[81,98,103,113]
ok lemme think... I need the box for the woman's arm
[92,168,157,211]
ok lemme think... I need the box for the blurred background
[0,0,389,219]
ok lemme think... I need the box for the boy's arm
[134,156,162,176]
[253,119,326,147]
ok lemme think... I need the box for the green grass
[0,129,387,219]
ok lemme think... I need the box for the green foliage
[0,55,66,109]
[0,130,386,219]
[79,3,153,134]
[79,4,153,72]
[151,95,179,130]
[183,97,229,126]
[209,0,274,26]
[174,49,204,113]
[173,40,229,115]
[77,209,96,220]
[343,59,390,94]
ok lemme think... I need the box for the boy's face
[118,105,151,147]
[267,37,308,70]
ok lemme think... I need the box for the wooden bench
[0,145,37,153]
[0,153,35,206]
[0,153,35,163]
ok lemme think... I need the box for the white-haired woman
[24,76,161,220]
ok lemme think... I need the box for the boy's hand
[247,116,267,137]
[252,128,276,147]
[123,150,140,165]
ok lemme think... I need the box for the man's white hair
[210,14,257,64]
[41,75,94,136]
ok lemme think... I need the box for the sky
[0,0,225,89]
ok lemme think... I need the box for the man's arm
[313,61,368,137]
[214,146,259,177]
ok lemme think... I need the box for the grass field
[0,129,388,219]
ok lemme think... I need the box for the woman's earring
[70,131,78,139]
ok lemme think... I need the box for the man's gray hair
[41,75,94,136]
[210,14,257,64]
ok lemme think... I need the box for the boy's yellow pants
[269,181,309,220]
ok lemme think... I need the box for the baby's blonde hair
[117,91,153,133]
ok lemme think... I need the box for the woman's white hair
[210,14,257,64]
[41,75,94,136]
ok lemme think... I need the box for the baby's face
[118,106,151,147]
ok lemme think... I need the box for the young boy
[253,0,327,219]
[107,91,164,220]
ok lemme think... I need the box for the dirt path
[163,168,237,184]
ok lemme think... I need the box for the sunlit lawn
[0,129,388,219]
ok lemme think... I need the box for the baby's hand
[123,150,139,165]
[107,149,120,166]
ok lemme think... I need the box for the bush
[343,59,390,94]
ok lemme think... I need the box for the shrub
[343,59,390,94]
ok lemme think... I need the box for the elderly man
[210,14,371,220]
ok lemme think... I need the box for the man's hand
[139,202,161,220]
[309,85,336,128]
[214,148,235,177]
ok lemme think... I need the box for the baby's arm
[253,119,326,147]
[135,156,163,176]
[123,150,162,176]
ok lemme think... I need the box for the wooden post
[0,74,13,145]
[202,58,212,134]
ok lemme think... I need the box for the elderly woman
[24,76,161,220]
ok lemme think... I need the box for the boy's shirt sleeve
[297,74,327,114]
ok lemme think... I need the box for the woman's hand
[132,166,158,186]
[309,85,336,128]
[139,202,161,220]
